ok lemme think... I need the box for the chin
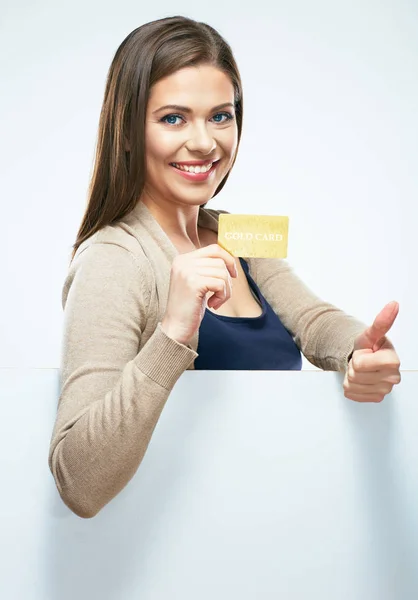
[169,184,219,205]
[178,195,212,208]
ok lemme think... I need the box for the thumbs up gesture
[343,301,401,403]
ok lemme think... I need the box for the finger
[195,259,234,285]
[363,301,399,349]
[196,258,232,271]
[197,266,232,280]
[352,348,401,372]
[344,392,386,403]
[198,268,233,297]
[344,380,394,396]
[347,367,401,385]
[196,244,238,278]
[200,276,231,307]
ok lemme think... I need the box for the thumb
[354,301,399,352]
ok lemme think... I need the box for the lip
[171,159,220,166]
[169,159,221,182]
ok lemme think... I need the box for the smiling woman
[48,16,400,518]
[70,18,243,259]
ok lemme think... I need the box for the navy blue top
[194,258,302,370]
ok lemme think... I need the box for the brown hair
[72,16,243,259]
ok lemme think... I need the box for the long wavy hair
[72,16,243,259]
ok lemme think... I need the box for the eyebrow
[152,102,235,114]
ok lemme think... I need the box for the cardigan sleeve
[249,257,366,371]
[48,242,197,518]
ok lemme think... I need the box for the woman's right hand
[161,244,238,346]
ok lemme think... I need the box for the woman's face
[144,64,238,208]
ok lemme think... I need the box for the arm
[250,257,366,372]
[48,243,197,518]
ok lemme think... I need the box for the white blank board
[1,369,417,599]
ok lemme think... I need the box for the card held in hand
[217,214,289,258]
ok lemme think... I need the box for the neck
[140,191,205,250]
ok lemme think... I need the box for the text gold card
[218,214,289,258]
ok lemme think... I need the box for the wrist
[160,320,190,346]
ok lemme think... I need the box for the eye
[160,114,184,126]
[211,112,234,124]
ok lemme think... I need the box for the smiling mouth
[169,160,220,174]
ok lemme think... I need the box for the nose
[185,122,217,155]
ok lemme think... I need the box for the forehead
[148,65,235,109]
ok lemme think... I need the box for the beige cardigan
[48,201,366,518]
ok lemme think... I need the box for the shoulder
[74,218,151,265]
[64,223,154,309]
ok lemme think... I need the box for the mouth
[169,159,221,174]
[169,159,221,182]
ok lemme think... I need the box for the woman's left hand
[344,301,401,403]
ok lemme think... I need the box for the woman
[48,16,401,518]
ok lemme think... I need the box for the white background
[1,0,417,368]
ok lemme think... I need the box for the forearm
[251,257,366,371]
[296,308,365,371]
[49,325,196,518]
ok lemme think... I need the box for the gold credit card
[218,214,289,258]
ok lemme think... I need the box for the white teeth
[172,162,213,173]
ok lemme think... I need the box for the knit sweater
[48,201,366,518]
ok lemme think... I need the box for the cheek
[221,127,238,160]
[145,127,181,165]
[223,142,238,173]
